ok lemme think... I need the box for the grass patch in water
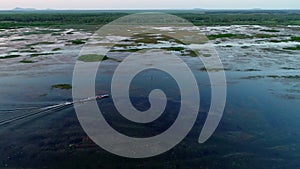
[71,39,86,45]
[21,30,60,36]
[269,39,288,43]
[157,36,182,44]
[161,46,185,51]
[281,67,297,70]
[78,54,109,62]
[161,47,198,57]
[241,76,264,79]
[283,45,300,50]
[11,38,28,42]
[52,48,62,51]
[242,75,300,79]
[19,49,38,53]
[261,48,290,53]
[51,32,62,36]
[109,47,142,52]
[267,75,300,79]
[254,34,277,38]
[26,42,55,48]
[207,34,250,40]
[236,68,261,72]
[8,50,19,53]
[203,54,212,57]
[132,33,160,44]
[290,36,300,42]
[51,84,72,90]
[30,53,54,57]
[199,67,228,72]
[0,54,21,59]
[27,42,55,46]
[132,33,183,44]
[181,50,198,57]
[245,69,260,71]
[260,29,280,32]
[241,46,250,49]
[113,43,139,48]
[185,50,198,57]
[110,42,142,52]
[134,37,158,44]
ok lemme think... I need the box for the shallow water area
[0,25,299,168]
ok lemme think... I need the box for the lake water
[0,25,299,168]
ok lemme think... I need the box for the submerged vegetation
[260,29,280,32]
[27,42,55,46]
[51,84,72,90]
[30,53,55,57]
[203,53,212,57]
[242,75,300,80]
[207,33,278,40]
[52,48,62,51]
[19,59,35,63]
[19,49,38,53]
[161,46,185,51]
[77,54,109,62]
[283,45,300,50]
[0,54,21,59]
[207,34,250,40]
[109,33,200,57]
[290,36,300,42]
[71,39,86,45]
[254,34,277,38]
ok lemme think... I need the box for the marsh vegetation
[0,10,299,169]
[51,84,72,90]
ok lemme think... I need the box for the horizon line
[1,8,300,11]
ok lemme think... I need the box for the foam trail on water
[0,94,109,126]
[40,102,73,110]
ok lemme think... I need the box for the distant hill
[193,8,206,11]
[12,7,37,11]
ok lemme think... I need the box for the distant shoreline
[1,8,300,12]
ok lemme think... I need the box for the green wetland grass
[71,39,86,45]
[0,10,299,30]
[77,54,109,62]
[259,29,280,32]
[283,45,300,51]
[19,59,35,63]
[0,54,21,59]
[51,84,72,90]
[30,53,55,57]
[52,48,62,51]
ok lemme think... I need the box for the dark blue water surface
[0,51,300,169]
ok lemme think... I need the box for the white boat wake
[0,94,109,126]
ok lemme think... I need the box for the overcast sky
[0,0,299,10]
